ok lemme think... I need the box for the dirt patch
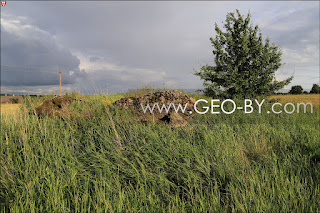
[1,95,23,104]
[35,96,86,118]
[113,90,197,127]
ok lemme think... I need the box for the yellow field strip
[268,94,320,106]
[1,104,21,114]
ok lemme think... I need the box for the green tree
[9,98,19,104]
[194,10,293,98]
[310,84,320,94]
[289,85,303,94]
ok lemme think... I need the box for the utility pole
[59,71,62,96]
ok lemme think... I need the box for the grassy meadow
[0,93,319,212]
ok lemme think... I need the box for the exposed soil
[114,90,197,127]
[35,96,84,118]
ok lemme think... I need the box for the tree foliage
[310,84,320,94]
[194,10,293,98]
[289,85,303,94]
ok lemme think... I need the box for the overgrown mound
[114,90,197,127]
[35,96,82,118]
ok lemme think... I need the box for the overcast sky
[1,1,319,95]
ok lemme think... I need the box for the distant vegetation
[286,84,320,95]
[9,98,19,104]
[310,84,320,94]
[289,85,304,94]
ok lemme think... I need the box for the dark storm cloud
[1,15,85,86]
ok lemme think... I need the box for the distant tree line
[287,84,320,95]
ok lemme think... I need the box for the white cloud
[74,52,166,83]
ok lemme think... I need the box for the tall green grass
[1,94,319,212]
